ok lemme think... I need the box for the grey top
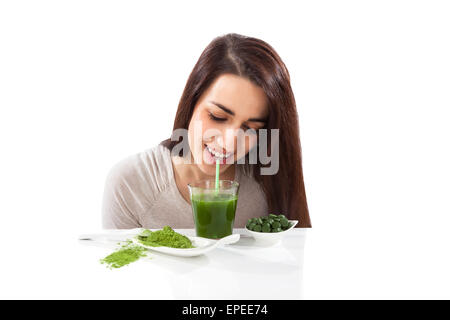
[101,144,268,229]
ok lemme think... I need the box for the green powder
[137,226,194,248]
[100,241,147,269]
[100,226,193,269]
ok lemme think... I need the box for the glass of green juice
[188,180,239,239]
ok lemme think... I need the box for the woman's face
[188,73,268,176]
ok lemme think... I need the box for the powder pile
[100,241,147,269]
[137,226,194,248]
[100,226,194,269]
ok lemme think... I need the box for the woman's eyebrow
[247,117,266,123]
[210,101,235,116]
[209,101,266,123]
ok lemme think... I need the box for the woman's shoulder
[105,144,174,200]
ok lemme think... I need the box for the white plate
[245,220,298,244]
[131,233,240,257]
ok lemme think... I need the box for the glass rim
[187,179,239,189]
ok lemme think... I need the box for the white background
[1,0,449,299]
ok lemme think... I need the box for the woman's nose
[216,127,239,152]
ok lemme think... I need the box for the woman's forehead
[201,74,268,119]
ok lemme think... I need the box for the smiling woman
[187,73,268,170]
[102,33,311,229]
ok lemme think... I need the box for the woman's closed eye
[208,112,227,122]
[208,111,262,132]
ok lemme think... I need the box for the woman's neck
[171,154,235,203]
[172,156,235,182]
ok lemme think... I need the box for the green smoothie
[191,193,238,239]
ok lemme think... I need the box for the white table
[76,228,307,299]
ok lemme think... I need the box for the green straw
[215,159,220,193]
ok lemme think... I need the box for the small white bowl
[245,220,298,245]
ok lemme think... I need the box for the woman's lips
[203,144,233,165]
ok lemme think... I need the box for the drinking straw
[215,159,220,193]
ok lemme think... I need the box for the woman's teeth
[206,145,231,159]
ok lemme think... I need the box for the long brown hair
[161,33,311,227]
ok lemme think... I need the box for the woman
[102,33,311,229]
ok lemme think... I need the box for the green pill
[280,218,289,228]
[262,223,271,232]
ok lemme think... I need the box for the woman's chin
[196,162,220,176]
[195,162,231,179]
